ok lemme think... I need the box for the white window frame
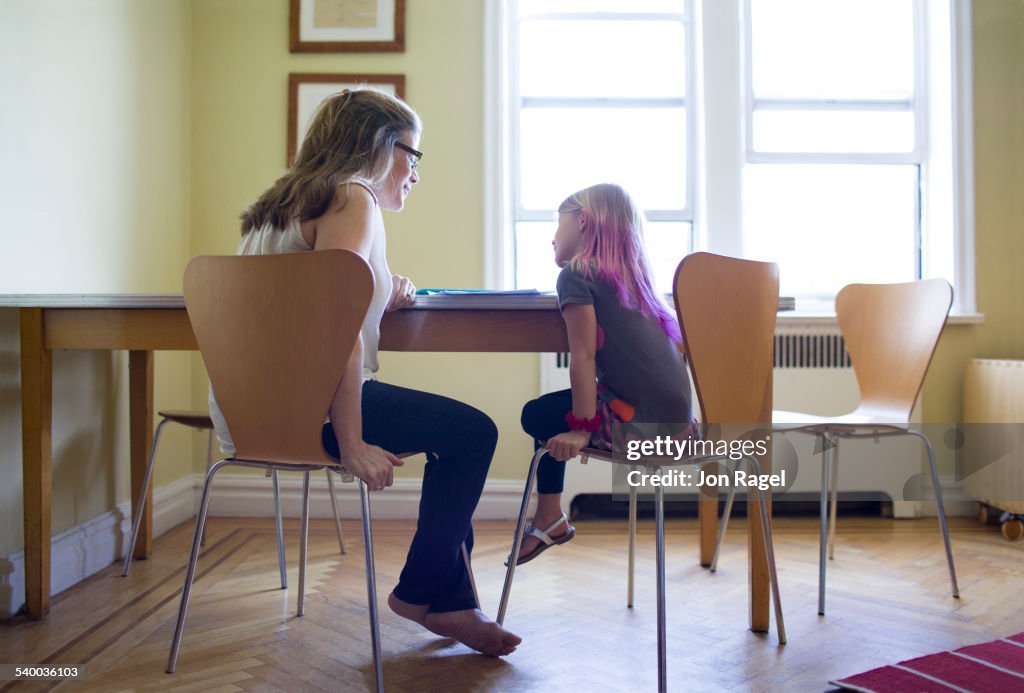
[485,0,697,290]
[485,0,976,315]
[743,0,926,166]
[510,5,696,222]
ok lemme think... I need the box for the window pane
[753,110,915,153]
[750,0,915,100]
[742,164,918,298]
[515,222,562,290]
[644,221,692,294]
[518,0,685,15]
[519,108,687,211]
[514,221,691,293]
[519,20,685,99]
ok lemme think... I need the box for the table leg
[129,351,154,560]
[748,437,771,633]
[699,462,717,567]
[20,308,52,620]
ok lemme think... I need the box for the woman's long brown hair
[240,88,420,234]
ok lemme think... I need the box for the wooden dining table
[3,293,773,631]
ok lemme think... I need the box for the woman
[208,88,520,657]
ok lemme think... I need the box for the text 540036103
[0,665,84,680]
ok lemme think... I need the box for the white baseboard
[0,472,527,620]
[0,474,198,620]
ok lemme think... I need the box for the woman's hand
[338,441,405,491]
[387,274,416,311]
[545,430,593,461]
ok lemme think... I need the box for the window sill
[778,312,985,327]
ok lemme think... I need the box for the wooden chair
[121,408,351,586]
[496,252,787,693]
[713,279,960,615]
[168,250,385,687]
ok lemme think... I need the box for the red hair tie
[565,411,602,433]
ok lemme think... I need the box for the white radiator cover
[540,324,937,517]
[962,359,1024,514]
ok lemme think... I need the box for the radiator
[962,359,1024,514]
[541,327,859,409]
[542,325,926,517]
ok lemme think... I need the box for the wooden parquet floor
[1,515,1023,692]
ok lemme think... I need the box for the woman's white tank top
[209,181,391,454]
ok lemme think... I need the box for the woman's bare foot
[388,591,428,626]
[516,512,570,563]
[423,609,522,657]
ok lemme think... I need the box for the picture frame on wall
[290,0,405,53]
[287,73,406,165]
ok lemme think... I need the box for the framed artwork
[290,0,405,53]
[287,73,406,165]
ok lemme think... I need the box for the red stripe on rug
[832,632,1024,693]
[958,640,1024,674]
[831,665,962,693]
[903,652,1024,690]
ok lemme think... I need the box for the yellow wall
[0,0,1021,558]
[922,0,1024,422]
[0,0,194,554]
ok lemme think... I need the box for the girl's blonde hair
[559,183,681,343]
[241,88,421,234]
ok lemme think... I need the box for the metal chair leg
[272,470,287,589]
[167,459,228,673]
[827,443,840,560]
[711,459,736,573]
[627,466,637,608]
[327,469,347,555]
[819,435,831,615]
[910,429,960,598]
[200,429,214,547]
[744,455,787,645]
[298,471,311,617]
[461,542,480,608]
[123,418,169,577]
[654,469,668,693]
[359,480,384,693]
[497,447,545,625]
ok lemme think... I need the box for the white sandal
[509,514,576,566]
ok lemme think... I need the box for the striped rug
[831,632,1024,692]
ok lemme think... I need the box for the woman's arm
[546,302,598,461]
[312,185,378,255]
[313,185,404,488]
[328,336,404,489]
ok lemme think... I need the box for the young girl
[515,183,694,564]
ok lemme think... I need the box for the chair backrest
[674,252,780,426]
[184,250,374,465]
[835,279,953,421]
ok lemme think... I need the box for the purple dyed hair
[559,183,681,343]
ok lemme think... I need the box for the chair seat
[158,410,215,429]
[772,407,912,434]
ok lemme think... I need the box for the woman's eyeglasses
[394,142,423,171]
